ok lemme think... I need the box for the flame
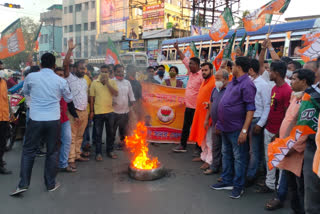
[125,122,159,170]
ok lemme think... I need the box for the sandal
[254,184,274,193]
[264,198,283,211]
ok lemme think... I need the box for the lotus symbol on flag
[210,18,222,35]
[185,50,191,58]
[157,106,175,124]
[105,55,115,64]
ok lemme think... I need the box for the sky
[0,0,319,31]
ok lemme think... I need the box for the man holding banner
[172,42,203,153]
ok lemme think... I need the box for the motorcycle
[5,93,26,151]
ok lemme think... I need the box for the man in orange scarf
[189,62,215,168]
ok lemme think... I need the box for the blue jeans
[247,117,263,179]
[221,131,249,190]
[59,121,72,168]
[277,170,288,202]
[94,113,114,155]
[18,119,60,190]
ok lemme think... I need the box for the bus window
[121,55,134,65]
[135,55,148,66]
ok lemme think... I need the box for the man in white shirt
[246,59,271,185]
[63,40,89,169]
[113,64,135,149]
[11,53,73,195]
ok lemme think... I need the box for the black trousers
[18,119,60,190]
[0,121,9,167]
[286,170,305,214]
[94,113,114,154]
[303,138,320,214]
[113,113,129,142]
[180,108,195,148]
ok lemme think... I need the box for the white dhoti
[200,125,213,164]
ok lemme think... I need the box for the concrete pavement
[0,141,290,214]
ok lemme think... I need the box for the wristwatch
[242,129,247,134]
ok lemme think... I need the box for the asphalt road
[0,141,290,214]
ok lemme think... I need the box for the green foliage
[2,17,39,70]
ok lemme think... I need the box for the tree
[237,10,250,28]
[2,17,39,70]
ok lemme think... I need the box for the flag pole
[269,15,282,35]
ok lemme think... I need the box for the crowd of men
[0,38,319,214]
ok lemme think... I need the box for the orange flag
[268,93,320,170]
[0,19,25,59]
[209,7,234,41]
[314,114,320,178]
[243,0,291,32]
[299,36,320,62]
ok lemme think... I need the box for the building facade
[39,4,63,57]
[62,0,190,60]
[62,0,97,59]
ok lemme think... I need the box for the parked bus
[160,18,320,75]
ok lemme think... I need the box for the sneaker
[229,188,244,199]
[10,186,28,196]
[48,182,61,192]
[210,182,233,190]
[172,145,187,153]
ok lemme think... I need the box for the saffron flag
[299,36,320,62]
[213,49,224,71]
[183,41,198,59]
[268,92,320,170]
[105,37,120,64]
[0,19,25,59]
[141,82,186,143]
[243,0,291,32]
[209,7,234,41]
[33,23,42,52]
[313,114,320,177]
[301,31,320,47]
[213,31,236,71]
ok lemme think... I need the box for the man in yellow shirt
[90,64,118,161]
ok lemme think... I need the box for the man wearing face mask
[246,59,271,186]
[211,57,256,199]
[0,60,12,174]
[287,61,302,80]
[172,42,204,153]
[64,39,90,169]
[154,65,167,83]
[203,69,229,175]
[188,63,215,168]
[162,66,183,88]
[90,64,118,161]
[113,64,135,150]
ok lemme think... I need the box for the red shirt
[266,83,292,134]
[60,98,69,123]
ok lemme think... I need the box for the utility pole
[192,0,196,25]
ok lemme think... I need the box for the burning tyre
[125,122,166,181]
